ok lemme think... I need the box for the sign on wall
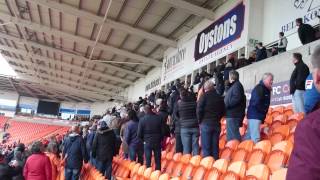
[145,77,161,93]
[281,0,320,33]
[161,39,195,84]
[245,81,292,106]
[194,2,245,66]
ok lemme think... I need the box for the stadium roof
[0,0,224,102]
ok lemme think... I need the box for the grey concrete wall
[238,40,319,90]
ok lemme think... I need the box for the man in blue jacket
[224,70,246,141]
[304,73,320,114]
[245,73,273,143]
[63,125,88,180]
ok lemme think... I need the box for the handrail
[264,23,320,49]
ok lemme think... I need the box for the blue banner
[0,105,16,111]
[76,110,91,115]
[194,2,245,61]
[59,108,76,114]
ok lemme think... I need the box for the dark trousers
[129,146,144,165]
[226,118,242,141]
[175,133,183,153]
[65,168,81,180]
[144,143,161,170]
[200,124,221,160]
[95,159,112,180]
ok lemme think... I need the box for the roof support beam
[26,0,177,48]
[158,0,215,20]
[0,43,132,86]
[0,33,145,78]
[7,61,124,99]
[3,55,124,91]
[17,74,121,102]
[0,12,162,66]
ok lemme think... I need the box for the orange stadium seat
[265,150,288,172]
[213,159,229,173]
[245,164,270,180]
[271,168,287,180]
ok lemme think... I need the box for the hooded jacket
[247,81,271,121]
[92,127,116,162]
[290,59,310,94]
[62,133,88,169]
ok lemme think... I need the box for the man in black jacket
[175,88,199,155]
[137,104,163,170]
[296,18,317,45]
[290,53,310,113]
[224,70,246,141]
[255,42,268,62]
[168,86,183,153]
[63,125,88,180]
[92,121,116,180]
[197,80,225,160]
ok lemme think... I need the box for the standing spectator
[120,119,129,159]
[23,141,52,180]
[278,32,288,53]
[224,62,234,92]
[168,86,183,153]
[137,105,162,170]
[197,80,225,160]
[92,121,116,180]
[296,18,317,45]
[124,110,143,165]
[0,153,19,180]
[304,73,320,114]
[255,42,268,62]
[245,73,273,143]
[62,126,88,180]
[175,88,199,155]
[45,142,61,180]
[224,71,246,141]
[286,45,320,180]
[86,125,97,166]
[290,53,310,113]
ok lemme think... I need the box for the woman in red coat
[23,141,52,180]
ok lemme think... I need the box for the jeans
[200,124,220,160]
[226,118,241,141]
[180,128,199,155]
[144,143,161,170]
[292,90,305,113]
[175,133,183,153]
[129,146,144,165]
[95,159,112,180]
[244,119,261,143]
[65,168,81,180]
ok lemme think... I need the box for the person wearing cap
[92,121,116,180]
